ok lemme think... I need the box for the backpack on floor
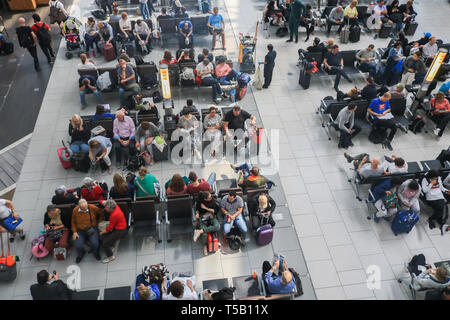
[91,9,107,20]
[408,115,425,134]
[275,27,288,37]
[226,227,245,251]
[368,127,387,144]
[71,152,90,173]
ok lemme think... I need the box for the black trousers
[251,214,276,230]
[327,20,343,34]
[100,228,127,257]
[425,199,446,225]
[338,124,361,148]
[373,118,397,142]
[38,41,55,62]
[408,254,426,276]
[26,45,40,70]
[431,113,450,137]
[263,66,274,87]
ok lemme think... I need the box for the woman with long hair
[166,174,187,195]
[110,173,135,200]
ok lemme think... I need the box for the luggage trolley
[238,22,258,74]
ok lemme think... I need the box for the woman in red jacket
[99,199,127,263]
[80,177,105,201]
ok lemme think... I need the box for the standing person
[139,0,151,20]
[31,14,55,64]
[260,44,277,89]
[100,0,113,15]
[286,0,306,43]
[207,7,225,50]
[16,17,40,71]
[334,104,361,149]
[99,200,127,263]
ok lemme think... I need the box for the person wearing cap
[196,57,227,104]
[414,32,431,48]
[31,14,55,64]
[43,205,70,254]
[134,19,152,54]
[80,177,106,201]
[220,191,247,235]
[52,185,79,205]
[262,258,296,294]
[178,20,193,49]
[306,37,325,53]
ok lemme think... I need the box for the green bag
[382,192,400,209]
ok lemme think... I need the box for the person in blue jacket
[135,270,161,300]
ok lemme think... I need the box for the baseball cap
[424,32,432,38]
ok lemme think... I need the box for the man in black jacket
[360,76,377,101]
[30,270,71,300]
[16,17,40,71]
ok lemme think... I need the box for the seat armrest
[165,210,169,225]
[156,210,160,224]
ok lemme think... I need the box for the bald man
[16,17,40,71]
[344,153,384,179]
[263,258,296,294]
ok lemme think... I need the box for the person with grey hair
[80,177,106,201]
[99,199,127,263]
[51,185,79,205]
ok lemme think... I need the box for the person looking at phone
[30,270,72,300]
[262,258,296,294]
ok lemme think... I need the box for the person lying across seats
[193,191,221,256]
[248,192,276,230]
[230,163,274,191]
[368,92,397,151]
[343,153,384,179]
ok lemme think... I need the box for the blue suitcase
[391,210,419,236]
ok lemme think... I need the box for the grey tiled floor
[3,0,450,300]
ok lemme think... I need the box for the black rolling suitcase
[349,25,361,42]
[1,40,14,55]
[71,152,91,173]
[152,144,169,162]
[379,23,393,38]
[404,21,418,36]
[298,61,311,89]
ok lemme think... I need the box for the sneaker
[343,152,353,163]
[102,256,116,264]
[213,99,220,105]
[434,128,441,136]
[221,93,228,99]
[85,52,90,58]
[373,34,378,39]
[193,229,202,242]
[81,103,87,110]
[383,139,393,151]
[216,97,222,102]
[428,219,436,230]
[76,251,85,263]
[373,212,380,223]
[94,253,101,261]
[286,38,293,42]
[230,164,238,172]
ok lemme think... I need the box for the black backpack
[153,91,162,103]
[140,71,158,89]
[126,155,143,172]
[226,227,245,251]
[408,115,425,134]
[71,152,90,173]
[17,27,34,48]
[276,27,288,37]
[34,23,51,45]
[368,127,388,144]
[91,9,106,20]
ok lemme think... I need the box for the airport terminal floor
[0,0,449,301]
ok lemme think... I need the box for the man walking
[260,44,277,89]
[31,14,55,64]
[287,0,306,43]
[16,17,40,71]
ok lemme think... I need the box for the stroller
[62,17,86,59]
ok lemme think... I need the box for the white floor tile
[292,214,322,238]
[329,245,363,272]
[321,222,353,247]
[299,236,331,262]
[315,286,347,300]
[313,202,343,224]
[350,231,384,256]
[307,260,341,289]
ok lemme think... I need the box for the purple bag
[256,216,273,246]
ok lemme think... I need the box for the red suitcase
[208,233,219,253]
[103,43,116,61]
[57,142,72,169]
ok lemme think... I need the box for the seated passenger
[326,6,344,37]
[221,191,247,235]
[161,278,198,300]
[186,171,214,194]
[99,199,128,264]
[113,109,136,169]
[370,177,403,221]
[262,258,296,294]
[71,199,104,263]
[84,17,100,58]
[30,270,71,300]
[372,0,394,40]
[134,166,158,197]
[388,41,403,59]
[249,192,276,229]
[334,104,361,149]
[425,286,450,300]
[402,254,450,291]
[342,88,360,102]
[43,205,70,254]
[215,58,238,85]
[77,53,96,71]
[166,174,188,196]
[368,92,397,150]
[80,177,105,201]
[196,58,227,104]
[135,271,161,300]
[343,153,384,179]
[176,6,189,18]
[264,0,283,26]
[78,74,104,109]
[422,36,438,60]
[157,8,171,22]
[134,19,152,54]
[430,92,450,138]
[401,52,426,86]
[231,164,270,191]
[360,76,377,101]
[109,7,121,22]
[203,106,223,158]
[117,58,140,107]
[178,20,193,49]
[135,121,160,165]
[223,104,256,140]
[193,191,221,256]
[118,12,134,41]
[88,136,112,174]
[382,155,408,174]
[356,45,377,78]
[109,173,135,200]
[306,37,325,53]
[0,198,25,242]
[52,185,79,205]
[343,0,358,27]
[97,21,117,53]
[177,49,195,63]
[422,170,450,230]
[89,104,115,121]
[397,178,421,212]
[390,84,405,99]
[323,44,352,92]
[207,7,225,50]
[197,48,214,64]
[183,99,199,114]
[69,114,90,156]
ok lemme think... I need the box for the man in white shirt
[134,19,152,53]
[196,58,227,104]
[422,37,438,64]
